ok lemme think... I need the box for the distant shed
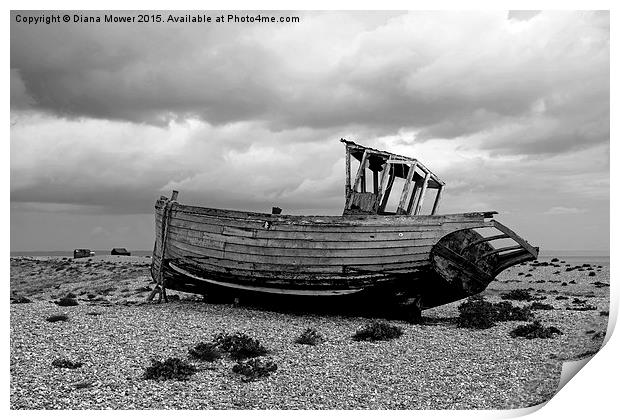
[111,248,131,256]
[74,249,91,259]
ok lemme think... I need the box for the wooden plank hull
[151,197,538,310]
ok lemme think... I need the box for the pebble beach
[10,255,610,410]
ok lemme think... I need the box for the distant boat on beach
[111,248,131,256]
[73,249,94,258]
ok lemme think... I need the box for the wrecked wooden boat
[150,139,538,317]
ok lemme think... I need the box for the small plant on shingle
[213,332,268,360]
[232,358,277,382]
[509,321,563,339]
[295,327,324,346]
[457,296,496,329]
[568,304,597,311]
[528,302,555,311]
[352,321,403,341]
[493,301,533,321]
[46,314,69,323]
[588,271,596,276]
[74,380,94,390]
[52,358,83,369]
[189,342,222,362]
[55,294,79,306]
[501,289,535,301]
[143,357,197,381]
[600,311,609,316]
[11,294,32,304]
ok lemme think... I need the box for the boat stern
[150,194,176,284]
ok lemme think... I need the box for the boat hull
[151,196,538,310]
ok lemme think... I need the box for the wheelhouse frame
[342,139,445,216]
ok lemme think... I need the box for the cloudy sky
[10,10,609,252]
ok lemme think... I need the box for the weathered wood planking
[157,200,493,224]
[166,257,397,285]
[165,265,395,289]
[157,200,498,287]
[167,210,491,233]
[166,219,450,242]
[165,243,429,274]
[167,233,434,261]
[169,263,365,296]
[166,238,433,267]
[166,225,439,249]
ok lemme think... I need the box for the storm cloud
[10,10,609,251]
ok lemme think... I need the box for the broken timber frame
[342,139,445,216]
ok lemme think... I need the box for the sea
[10,249,610,266]
[537,250,610,267]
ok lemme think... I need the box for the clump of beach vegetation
[457,296,533,329]
[11,294,32,304]
[509,321,563,339]
[232,358,277,382]
[294,327,325,346]
[52,358,83,369]
[46,314,69,323]
[143,357,197,381]
[213,332,268,360]
[528,302,555,311]
[457,296,496,329]
[493,301,533,321]
[500,289,536,301]
[352,321,403,342]
[189,342,222,362]
[55,294,78,306]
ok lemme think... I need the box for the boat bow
[423,218,539,308]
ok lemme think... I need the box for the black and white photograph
[9,5,612,413]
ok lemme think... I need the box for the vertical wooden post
[409,173,426,215]
[379,170,395,212]
[345,146,351,194]
[148,190,179,303]
[414,173,431,215]
[353,150,368,192]
[360,168,366,193]
[407,180,421,214]
[397,161,417,215]
[431,185,444,215]
[377,161,391,199]
[372,169,379,194]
